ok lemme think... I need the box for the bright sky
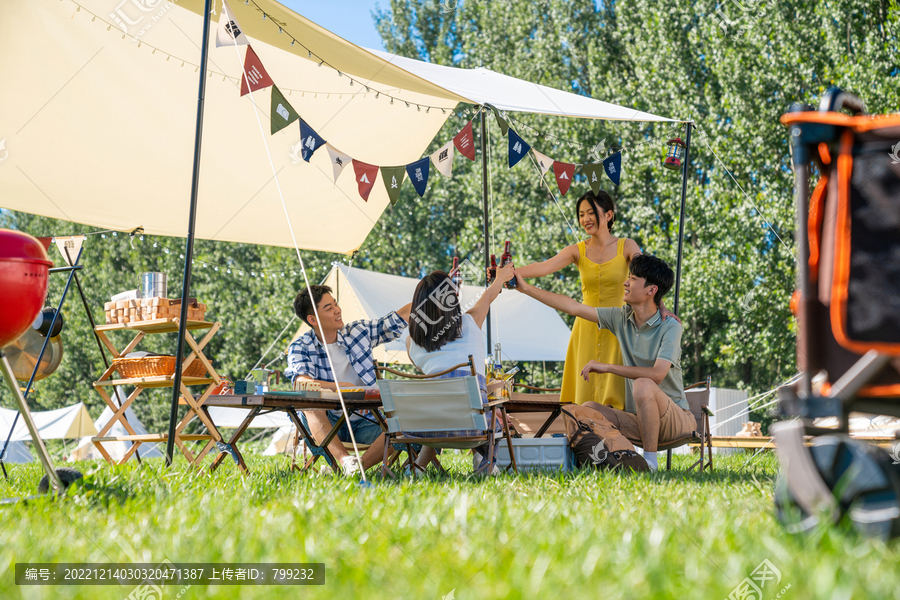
[276,1,387,52]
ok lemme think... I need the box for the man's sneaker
[341,455,363,477]
[472,450,483,471]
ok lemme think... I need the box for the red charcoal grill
[0,229,65,492]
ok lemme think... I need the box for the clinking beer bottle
[450,256,462,288]
[487,254,498,285]
[500,240,516,289]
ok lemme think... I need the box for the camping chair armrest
[377,361,469,379]
[512,383,562,392]
[685,376,711,391]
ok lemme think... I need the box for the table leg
[534,406,562,439]
[211,407,259,474]
[501,406,518,473]
[287,409,339,474]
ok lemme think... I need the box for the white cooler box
[495,437,574,472]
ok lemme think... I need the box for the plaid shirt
[285,311,406,386]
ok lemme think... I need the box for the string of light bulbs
[506,113,683,164]
[63,0,459,112]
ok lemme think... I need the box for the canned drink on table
[141,272,167,299]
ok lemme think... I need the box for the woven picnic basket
[112,355,208,379]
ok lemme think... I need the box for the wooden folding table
[90,318,223,466]
[198,391,386,475]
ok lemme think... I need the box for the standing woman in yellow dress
[516,190,675,407]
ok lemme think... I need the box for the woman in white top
[405,262,516,473]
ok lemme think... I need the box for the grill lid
[0,229,53,266]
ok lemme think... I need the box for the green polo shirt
[595,305,688,414]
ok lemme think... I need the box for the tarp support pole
[166,0,213,468]
[672,122,692,316]
[669,121,692,472]
[480,107,492,355]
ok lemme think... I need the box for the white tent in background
[206,407,293,429]
[0,403,97,442]
[292,264,572,365]
[70,404,164,462]
[263,426,304,457]
[1,0,677,255]
[1,441,34,464]
[205,409,300,458]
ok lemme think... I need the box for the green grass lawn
[1,450,898,600]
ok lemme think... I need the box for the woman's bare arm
[515,245,578,279]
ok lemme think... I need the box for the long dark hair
[575,189,616,233]
[409,271,463,352]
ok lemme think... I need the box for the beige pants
[589,397,695,449]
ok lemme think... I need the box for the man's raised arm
[514,273,598,323]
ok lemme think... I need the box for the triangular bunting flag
[270,86,299,135]
[553,161,576,196]
[240,46,274,96]
[298,119,327,162]
[406,157,430,197]
[352,160,379,201]
[532,149,554,176]
[54,236,86,266]
[603,152,622,186]
[581,163,605,194]
[216,0,249,47]
[431,141,455,177]
[491,106,509,135]
[453,121,476,161]
[380,166,407,206]
[326,143,352,183]
[507,129,531,168]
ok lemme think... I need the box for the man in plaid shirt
[286,284,411,475]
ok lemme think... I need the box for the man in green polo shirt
[514,254,694,471]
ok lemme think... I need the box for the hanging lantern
[664,138,686,170]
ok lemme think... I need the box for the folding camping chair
[375,355,472,472]
[376,355,517,477]
[657,377,714,472]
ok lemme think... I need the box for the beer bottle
[450,257,462,288]
[500,240,516,289]
[487,254,497,285]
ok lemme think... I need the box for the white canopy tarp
[291,264,571,364]
[0,403,97,442]
[69,403,164,461]
[1,0,676,254]
[366,49,675,122]
[206,406,293,429]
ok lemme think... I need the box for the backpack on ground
[561,406,649,472]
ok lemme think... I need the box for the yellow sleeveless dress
[560,239,628,408]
